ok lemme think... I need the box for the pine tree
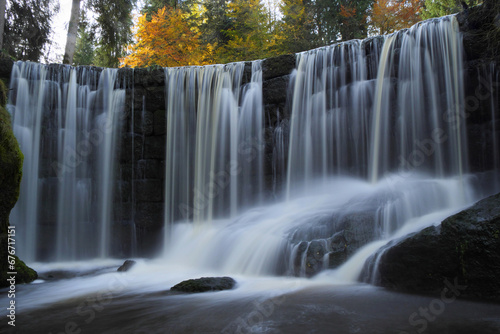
[422,0,480,19]
[277,0,318,53]
[88,0,137,67]
[219,0,274,62]
[4,0,59,61]
[73,11,95,66]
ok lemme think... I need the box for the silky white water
[4,16,500,315]
[8,63,126,261]
[6,172,483,313]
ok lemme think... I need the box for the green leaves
[421,0,480,20]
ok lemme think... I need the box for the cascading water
[160,16,496,278]
[4,12,500,334]
[5,16,499,282]
[370,17,466,182]
[286,37,383,194]
[4,15,500,334]
[163,61,264,238]
[8,62,126,261]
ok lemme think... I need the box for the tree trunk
[63,0,81,64]
[0,0,6,51]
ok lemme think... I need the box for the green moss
[0,99,24,234]
[0,78,36,285]
[0,238,38,287]
[0,79,6,106]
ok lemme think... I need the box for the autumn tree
[335,0,373,41]
[372,0,424,35]
[121,7,203,67]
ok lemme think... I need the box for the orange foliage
[371,0,424,35]
[340,5,356,19]
[120,7,206,68]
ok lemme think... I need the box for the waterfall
[286,38,383,195]
[8,62,46,262]
[287,16,466,192]
[370,17,466,182]
[6,15,499,280]
[8,62,126,261]
[164,61,264,239]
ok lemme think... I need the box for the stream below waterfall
[2,173,500,333]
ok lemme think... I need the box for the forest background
[0,0,480,68]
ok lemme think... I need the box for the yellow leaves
[120,6,207,68]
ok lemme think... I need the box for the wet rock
[134,179,163,202]
[171,277,236,293]
[366,192,500,301]
[135,202,164,229]
[262,54,296,81]
[263,75,290,106]
[117,260,137,272]
[290,209,377,277]
[304,240,327,277]
[143,135,165,160]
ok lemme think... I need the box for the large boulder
[365,192,500,301]
[170,277,236,293]
[0,79,37,287]
[289,190,393,277]
[290,211,377,277]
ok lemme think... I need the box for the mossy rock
[0,235,38,287]
[0,93,23,234]
[0,78,37,286]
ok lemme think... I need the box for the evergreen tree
[277,0,318,53]
[220,0,274,62]
[88,0,137,67]
[422,0,480,19]
[200,0,233,61]
[4,0,59,61]
[142,0,179,20]
[73,11,95,66]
